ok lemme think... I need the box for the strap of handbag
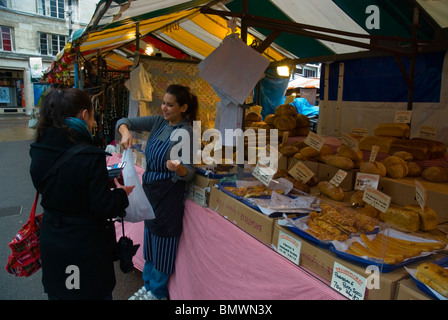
[38,144,91,190]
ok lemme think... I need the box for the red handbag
[5,192,43,277]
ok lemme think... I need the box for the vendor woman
[116,84,198,300]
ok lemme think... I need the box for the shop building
[0,0,96,114]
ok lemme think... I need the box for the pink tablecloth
[109,153,344,300]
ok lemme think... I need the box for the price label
[415,180,426,210]
[342,133,360,153]
[362,186,391,213]
[394,111,412,123]
[252,162,277,186]
[288,161,315,184]
[351,128,367,138]
[329,169,347,187]
[369,145,379,163]
[331,262,367,300]
[304,131,325,152]
[354,173,380,191]
[419,126,437,140]
[277,230,301,265]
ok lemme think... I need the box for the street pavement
[0,115,143,300]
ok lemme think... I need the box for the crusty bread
[416,263,448,297]
[374,123,410,138]
[275,103,297,116]
[274,115,297,131]
[360,161,386,176]
[359,135,396,153]
[323,155,354,170]
[383,156,409,179]
[337,144,363,161]
[317,181,345,201]
[404,205,438,231]
[422,166,448,182]
[379,205,420,232]
[295,113,310,128]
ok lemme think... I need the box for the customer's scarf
[65,117,92,139]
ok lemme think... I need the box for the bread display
[406,161,422,177]
[359,135,396,153]
[415,263,448,297]
[404,205,438,231]
[374,123,410,138]
[379,205,420,232]
[389,138,447,160]
[295,113,310,128]
[359,161,386,176]
[274,115,297,131]
[323,155,354,170]
[275,103,297,116]
[383,156,409,179]
[317,181,345,201]
[337,144,363,161]
[422,166,448,182]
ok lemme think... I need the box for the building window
[0,0,7,8]
[303,68,316,78]
[0,27,13,52]
[38,0,66,19]
[40,33,66,56]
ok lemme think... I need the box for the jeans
[142,260,170,299]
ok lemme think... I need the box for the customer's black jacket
[30,127,129,299]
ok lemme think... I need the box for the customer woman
[116,84,198,300]
[30,87,134,300]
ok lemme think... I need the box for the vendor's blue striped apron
[143,122,179,274]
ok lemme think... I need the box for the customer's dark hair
[35,87,93,142]
[166,84,198,124]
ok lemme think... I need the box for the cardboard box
[271,223,409,300]
[395,278,434,300]
[209,185,276,245]
[187,173,221,207]
[378,177,448,223]
[287,158,320,175]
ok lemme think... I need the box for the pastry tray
[287,216,333,248]
[407,256,448,300]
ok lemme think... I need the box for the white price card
[362,186,391,213]
[369,145,379,163]
[276,230,301,265]
[342,133,360,153]
[350,128,367,138]
[354,173,379,191]
[394,110,412,123]
[288,160,315,184]
[252,162,276,186]
[419,126,437,140]
[329,169,347,187]
[304,131,325,152]
[331,262,367,300]
[415,180,427,210]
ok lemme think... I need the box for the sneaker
[142,290,167,300]
[128,286,148,300]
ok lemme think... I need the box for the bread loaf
[337,144,363,161]
[374,123,410,138]
[393,151,413,161]
[317,181,345,201]
[412,138,447,159]
[389,138,446,160]
[359,135,396,153]
[404,204,438,231]
[295,113,310,128]
[379,205,420,232]
[264,114,276,126]
[422,166,448,182]
[350,190,365,207]
[294,126,310,137]
[415,263,448,297]
[245,112,261,122]
[279,145,299,157]
[383,156,408,179]
[275,104,297,116]
[406,161,422,177]
[274,115,297,131]
[324,155,354,170]
[360,161,386,176]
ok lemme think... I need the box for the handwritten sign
[350,128,367,138]
[354,173,379,191]
[362,186,391,213]
[329,169,348,187]
[276,230,301,265]
[419,126,437,140]
[369,145,379,163]
[342,133,360,153]
[288,161,315,184]
[394,111,412,123]
[252,162,276,186]
[331,262,367,300]
[415,180,426,210]
[304,131,325,152]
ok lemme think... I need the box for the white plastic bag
[121,148,155,222]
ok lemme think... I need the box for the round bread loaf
[274,115,297,131]
[422,166,448,182]
[264,114,276,125]
[360,161,386,176]
[245,112,262,122]
[275,103,297,116]
[295,114,310,128]
[383,156,409,179]
[324,155,354,170]
[294,126,310,136]
[406,161,422,177]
